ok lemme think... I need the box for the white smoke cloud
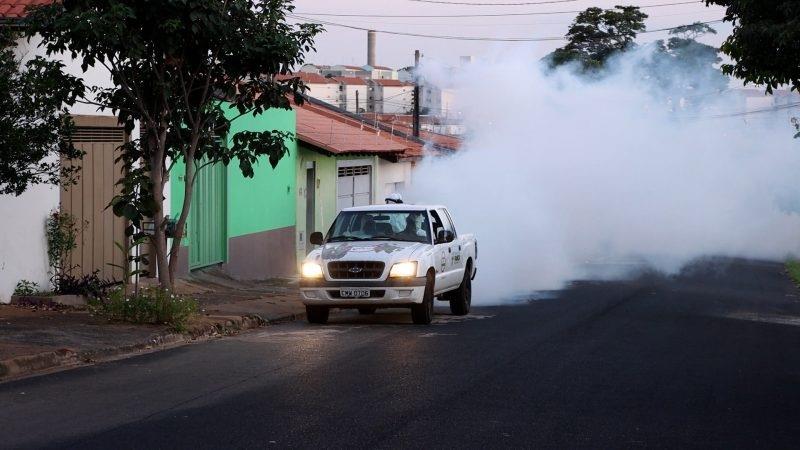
[410,46,800,304]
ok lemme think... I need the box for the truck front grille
[327,261,385,279]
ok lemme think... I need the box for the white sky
[289,0,731,69]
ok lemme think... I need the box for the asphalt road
[2,258,800,449]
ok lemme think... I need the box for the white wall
[306,82,340,105]
[381,86,414,114]
[0,35,118,302]
[342,84,367,113]
[0,184,59,302]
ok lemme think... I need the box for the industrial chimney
[367,30,376,67]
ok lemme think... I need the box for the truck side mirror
[435,229,454,244]
[310,232,324,246]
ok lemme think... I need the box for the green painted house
[169,105,298,279]
[166,99,421,280]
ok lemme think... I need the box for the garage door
[188,161,227,270]
[337,165,372,212]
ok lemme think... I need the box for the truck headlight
[389,261,417,278]
[301,262,323,278]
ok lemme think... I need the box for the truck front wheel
[449,266,472,316]
[411,273,435,325]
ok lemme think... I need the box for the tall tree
[546,5,648,73]
[0,26,84,196]
[705,0,800,93]
[26,0,320,289]
[647,22,728,103]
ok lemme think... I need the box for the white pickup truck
[300,204,477,325]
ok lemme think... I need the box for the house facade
[278,72,340,107]
[292,100,420,266]
[331,76,367,113]
[166,98,423,280]
[367,79,414,114]
[169,106,298,279]
[363,64,397,80]
[321,65,369,79]
[1,2,128,302]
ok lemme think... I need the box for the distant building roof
[371,79,414,87]
[371,65,394,71]
[275,72,337,85]
[332,76,367,86]
[362,114,463,152]
[0,0,51,19]
[294,101,423,158]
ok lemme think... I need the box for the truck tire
[358,307,377,315]
[411,273,435,325]
[449,266,472,316]
[306,305,329,324]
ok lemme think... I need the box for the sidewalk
[0,271,304,383]
[176,268,305,323]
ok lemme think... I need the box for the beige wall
[377,159,413,201]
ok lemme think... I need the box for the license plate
[340,289,370,298]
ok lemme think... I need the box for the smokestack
[367,30,376,67]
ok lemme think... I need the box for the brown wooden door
[60,115,127,281]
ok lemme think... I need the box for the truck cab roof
[341,204,447,213]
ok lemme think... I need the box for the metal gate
[188,161,227,269]
[336,165,372,212]
[60,115,127,281]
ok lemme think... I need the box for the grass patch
[89,287,198,333]
[786,260,800,286]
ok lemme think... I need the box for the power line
[290,14,723,42]
[294,1,705,18]
[299,10,721,27]
[409,0,576,5]
[694,101,800,119]
[290,14,562,41]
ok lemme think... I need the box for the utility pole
[413,49,420,138]
[355,89,360,114]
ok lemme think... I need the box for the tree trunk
[167,156,194,287]
[148,129,172,291]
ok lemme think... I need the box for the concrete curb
[0,310,302,384]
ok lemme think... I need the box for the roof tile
[294,101,422,157]
[0,0,53,18]
[275,72,337,85]
[331,76,367,86]
[371,79,414,87]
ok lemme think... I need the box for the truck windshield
[327,210,431,244]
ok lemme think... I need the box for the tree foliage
[647,22,728,101]
[26,0,320,288]
[0,27,84,196]
[705,0,800,94]
[546,5,648,73]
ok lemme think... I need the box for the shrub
[90,287,198,332]
[786,260,800,286]
[13,280,39,296]
[54,270,116,298]
[45,210,82,279]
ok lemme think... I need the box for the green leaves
[645,22,728,104]
[230,129,294,176]
[0,27,86,196]
[706,0,800,94]
[25,0,320,285]
[546,5,648,74]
